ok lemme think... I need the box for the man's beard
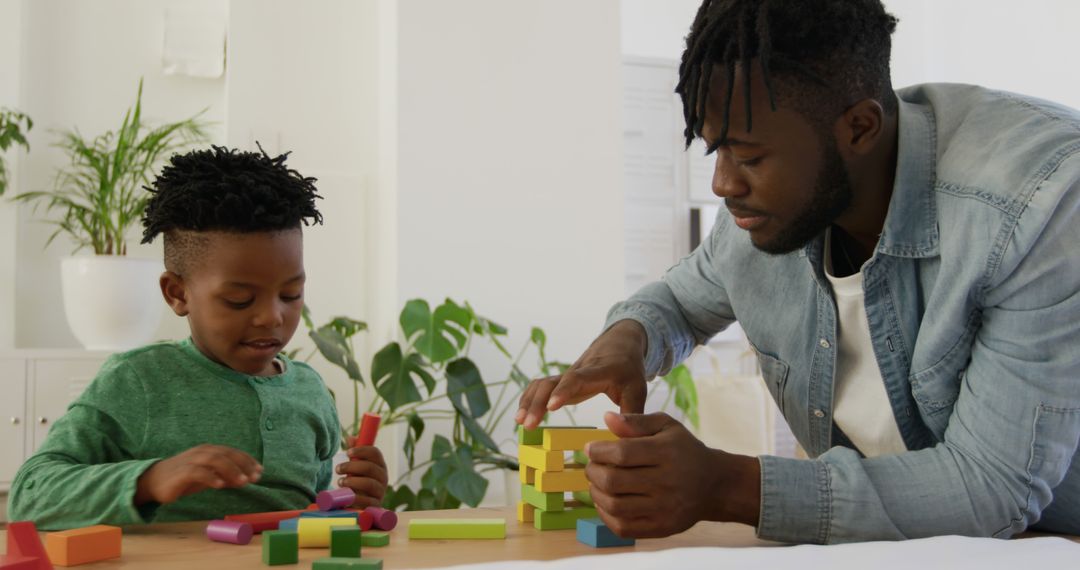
[754,139,853,255]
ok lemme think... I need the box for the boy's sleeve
[7,358,162,530]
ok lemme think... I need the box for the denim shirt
[606,83,1080,544]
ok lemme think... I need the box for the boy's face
[161,229,306,376]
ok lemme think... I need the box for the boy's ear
[160,271,190,316]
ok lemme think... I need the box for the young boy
[8,146,387,530]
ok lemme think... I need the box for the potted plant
[14,80,208,350]
[0,107,33,196]
[302,298,699,510]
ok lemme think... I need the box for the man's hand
[337,441,389,509]
[586,411,761,538]
[516,320,649,428]
[134,444,263,506]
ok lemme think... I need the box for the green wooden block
[534,506,598,530]
[572,489,594,507]
[359,531,390,547]
[311,558,382,569]
[262,530,299,566]
[573,449,589,465]
[408,518,507,539]
[521,483,564,511]
[330,526,362,558]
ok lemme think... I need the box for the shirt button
[819,338,831,349]
[265,419,274,431]
[813,409,825,418]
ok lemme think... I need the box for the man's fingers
[603,411,672,438]
[585,463,654,495]
[589,486,655,520]
[586,437,666,468]
[618,382,648,414]
[521,377,559,429]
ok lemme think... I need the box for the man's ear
[160,271,190,317]
[834,98,885,158]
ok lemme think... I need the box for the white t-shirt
[824,228,907,458]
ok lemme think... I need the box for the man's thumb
[602,410,669,438]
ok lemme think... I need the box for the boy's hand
[134,445,263,506]
[337,443,388,509]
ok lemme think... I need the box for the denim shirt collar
[876,96,940,258]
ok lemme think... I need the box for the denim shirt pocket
[749,342,791,417]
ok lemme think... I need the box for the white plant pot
[61,256,164,351]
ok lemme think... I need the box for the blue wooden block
[576,518,635,548]
[278,517,302,531]
[302,510,360,521]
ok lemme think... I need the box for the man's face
[701,66,853,254]
[168,229,305,376]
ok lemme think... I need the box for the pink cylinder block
[317,487,357,511]
[365,506,398,531]
[205,520,253,545]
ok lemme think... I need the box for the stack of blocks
[517,426,615,530]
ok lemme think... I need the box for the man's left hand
[585,411,762,538]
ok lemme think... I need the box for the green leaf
[661,364,699,430]
[371,342,432,410]
[530,327,547,352]
[399,299,472,363]
[445,358,491,419]
[460,414,500,453]
[309,327,364,383]
[445,445,488,507]
[383,484,415,511]
[403,411,425,469]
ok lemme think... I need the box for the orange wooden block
[224,509,307,533]
[44,526,121,567]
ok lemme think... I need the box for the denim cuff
[604,302,672,378]
[757,455,832,544]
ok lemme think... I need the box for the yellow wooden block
[297,518,356,547]
[542,429,617,451]
[518,444,564,472]
[519,465,536,484]
[535,464,588,492]
[517,501,535,522]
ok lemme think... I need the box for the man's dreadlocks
[675,0,899,147]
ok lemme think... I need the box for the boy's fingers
[218,447,264,478]
[347,445,384,464]
[201,456,253,486]
[338,476,386,500]
[337,459,389,485]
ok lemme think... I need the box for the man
[517,0,1080,544]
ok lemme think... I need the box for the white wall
[0,0,23,348]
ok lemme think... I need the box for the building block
[534,505,598,530]
[297,519,358,548]
[572,489,594,507]
[363,507,398,531]
[359,532,390,548]
[224,509,306,533]
[518,445,564,472]
[330,527,362,558]
[43,525,121,566]
[535,464,588,493]
[576,518,635,548]
[312,558,382,570]
[518,426,594,445]
[205,520,252,545]
[278,517,303,532]
[355,509,375,531]
[318,488,357,511]
[0,556,39,570]
[518,465,535,485]
[520,483,564,511]
[261,530,299,566]
[302,510,360,521]
[542,429,617,451]
[5,522,51,570]
[573,450,589,465]
[408,519,506,539]
[355,413,382,447]
[517,501,535,523]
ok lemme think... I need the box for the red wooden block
[355,413,381,447]
[0,555,39,570]
[223,510,306,534]
[5,522,51,570]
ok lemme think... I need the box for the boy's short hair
[141,145,323,274]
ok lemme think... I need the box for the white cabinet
[0,350,110,491]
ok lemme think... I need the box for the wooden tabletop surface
[1,506,775,568]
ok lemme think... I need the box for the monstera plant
[302,298,699,511]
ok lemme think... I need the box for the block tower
[516,426,616,530]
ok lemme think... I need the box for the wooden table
[1,506,775,568]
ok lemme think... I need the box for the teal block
[311,558,382,569]
[262,530,299,565]
[577,518,635,547]
[303,510,360,521]
[330,526,362,558]
[359,531,390,547]
[278,517,302,531]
